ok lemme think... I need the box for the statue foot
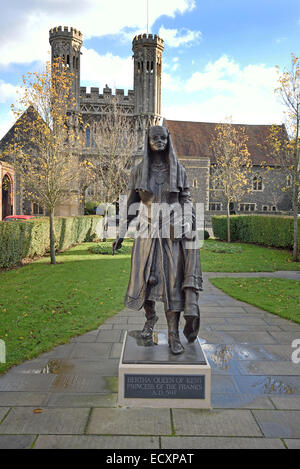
[168,333,184,355]
[165,311,184,354]
[141,315,158,339]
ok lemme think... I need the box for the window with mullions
[253,176,263,191]
[239,203,256,212]
[32,203,44,215]
[209,202,222,211]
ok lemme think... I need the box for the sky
[0,0,300,139]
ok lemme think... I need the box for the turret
[132,33,164,118]
[49,26,83,110]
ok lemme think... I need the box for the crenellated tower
[49,26,83,110]
[132,33,164,146]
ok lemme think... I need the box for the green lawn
[201,240,300,272]
[210,277,300,324]
[0,238,299,374]
[0,242,132,374]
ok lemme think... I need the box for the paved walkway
[0,272,300,449]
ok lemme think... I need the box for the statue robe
[123,130,202,316]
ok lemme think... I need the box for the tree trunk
[227,201,231,243]
[49,209,56,265]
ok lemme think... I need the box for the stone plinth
[118,330,211,409]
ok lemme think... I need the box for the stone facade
[0,162,15,220]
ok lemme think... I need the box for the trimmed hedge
[212,215,300,249]
[0,215,102,269]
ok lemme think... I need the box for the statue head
[148,126,169,154]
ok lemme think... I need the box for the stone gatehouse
[0,25,292,220]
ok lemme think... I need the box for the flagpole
[147,0,149,34]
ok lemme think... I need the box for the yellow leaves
[33,409,43,414]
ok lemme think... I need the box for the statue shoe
[165,310,184,355]
[168,332,184,355]
[141,315,158,339]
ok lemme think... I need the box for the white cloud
[0,80,19,104]
[0,0,196,66]
[185,55,280,105]
[163,56,284,125]
[81,48,133,90]
[275,37,287,44]
[158,26,202,47]
[162,72,182,91]
[0,110,15,139]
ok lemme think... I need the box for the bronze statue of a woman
[113,126,202,355]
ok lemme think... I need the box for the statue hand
[183,222,195,240]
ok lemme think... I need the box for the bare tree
[87,96,137,206]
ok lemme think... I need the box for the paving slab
[0,392,48,407]
[109,343,123,359]
[234,375,300,395]
[8,358,119,377]
[0,407,90,435]
[270,396,300,410]
[45,392,117,407]
[220,331,277,345]
[283,439,300,449]
[0,408,10,422]
[0,435,36,449]
[269,331,300,344]
[34,435,159,449]
[87,408,172,435]
[226,317,269,326]
[172,409,262,437]
[253,410,300,438]
[98,324,113,330]
[237,361,300,376]
[161,436,284,449]
[263,345,294,360]
[70,332,99,343]
[0,375,55,392]
[49,374,112,393]
[212,394,275,409]
[96,330,122,343]
[199,331,235,344]
[203,343,283,363]
[70,343,112,359]
[38,343,75,359]
[105,317,128,325]
[211,375,240,393]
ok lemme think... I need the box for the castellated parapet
[49,26,83,44]
[132,33,164,51]
[80,86,135,115]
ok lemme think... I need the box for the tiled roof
[166,119,287,165]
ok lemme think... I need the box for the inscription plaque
[124,374,205,399]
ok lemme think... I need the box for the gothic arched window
[86,127,90,147]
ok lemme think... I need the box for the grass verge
[210,277,300,323]
[201,240,300,272]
